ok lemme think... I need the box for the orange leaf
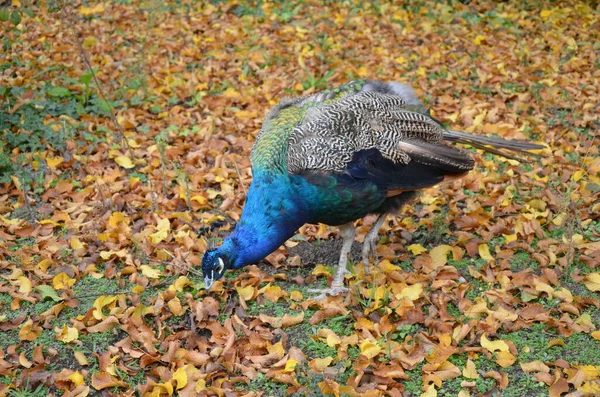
[520,361,550,373]
[549,378,569,397]
[259,312,304,328]
[91,372,127,390]
[19,319,41,341]
[168,297,185,316]
[495,351,517,367]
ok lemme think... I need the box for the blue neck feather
[217,171,312,269]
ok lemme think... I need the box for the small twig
[59,2,131,155]
[161,249,203,277]
[229,155,247,195]
[148,178,158,212]
[94,180,110,211]
[70,290,129,300]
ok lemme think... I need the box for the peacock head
[201,248,232,291]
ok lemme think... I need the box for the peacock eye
[216,257,225,274]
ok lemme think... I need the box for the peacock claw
[308,285,348,300]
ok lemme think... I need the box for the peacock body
[202,80,542,296]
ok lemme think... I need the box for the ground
[0,1,599,397]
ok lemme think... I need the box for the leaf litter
[0,1,599,396]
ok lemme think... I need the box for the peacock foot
[361,238,377,275]
[307,285,348,300]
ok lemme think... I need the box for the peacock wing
[286,81,474,193]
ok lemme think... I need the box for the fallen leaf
[114,155,134,169]
[480,333,509,353]
[359,339,381,359]
[463,359,479,379]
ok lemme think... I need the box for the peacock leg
[361,213,387,275]
[309,222,355,299]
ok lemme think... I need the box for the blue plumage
[201,80,543,296]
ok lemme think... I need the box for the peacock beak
[204,275,214,291]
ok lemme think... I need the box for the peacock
[202,80,542,297]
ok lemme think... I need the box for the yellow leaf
[108,212,129,228]
[478,244,494,262]
[79,4,105,17]
[56,325,79,343]
[583,273,600,292]
[235,110,257,121]
[191,195,208,205]
[19,319,41,341]
[172,367,188,390]
[195,378,206,392]
[0,214,21,226]
[572,170,585,182]
[579,381,600,394]
[283,359,298,373]
[421,384,437,397]
[552,212,567,226]
[417,67,426,76]
[260,285,287,302]
[99,249,128,259]
[408,244,427,255]
[92,295,118,320]
[473,35,486,45]
[463,359,479,379]
[395,56,407,64]
[140,265,161,279]
[495,351,517,367]
[480,333,509,353]
[267,341,285,359]
[430,245,453,267]
[223,87,240,98]
[74,351,90,366]
[357,66,369,77]
[82,36,97,47]
[312,264,331,276]
[167,297,185,316]
[312,357,333,371]
[503,233,517,244]
[378,259,400,273]
[53,272,76,290]
[528,199,547,211]
[70,236,85,250]
[132,285,145,294]
[520,361,550,373]
[114,155,134,169]
[318,329,341,347]
[396,283,423,301]
[359,339,381,359]
[19,352,32,368]
[16,276,32,295]
[236,285,255,301]
[575,313,595,331]
[472,111,487,128]
[67,371,85,387]
[172,276,193,292]
[149,217,170,244]
[290,290,303,301]
[533,173,548,182]
[458,391,470,397]
[591,331,600,340]
[46,156,64,168]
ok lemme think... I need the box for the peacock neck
[251,106,306,172]
[220,170,308,269]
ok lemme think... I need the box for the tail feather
[443,129,544,161]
